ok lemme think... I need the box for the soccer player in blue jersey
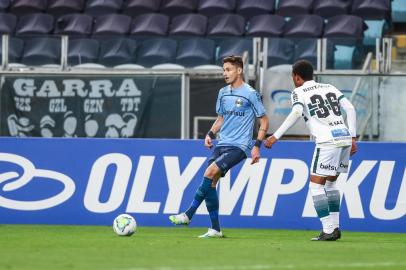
[169,55,269,238]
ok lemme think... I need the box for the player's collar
[302,80,316,87]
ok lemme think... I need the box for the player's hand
[251,146,260,164]
[350,137,357,156]
[264,135,277,149]
[204,135,213,149]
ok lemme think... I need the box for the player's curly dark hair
[223,55,243,69]
[292,60,314,81]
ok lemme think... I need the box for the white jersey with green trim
[291,80,352,146]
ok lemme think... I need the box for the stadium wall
[0,138,405,233]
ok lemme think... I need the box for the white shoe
[169,213,190,225]
[198,228,224,238]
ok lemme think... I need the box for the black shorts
[208,146,247,177]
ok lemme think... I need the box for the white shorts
[310,145,351,176]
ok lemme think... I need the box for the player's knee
[204,164,221,179]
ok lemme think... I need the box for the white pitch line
[120,261,406,270]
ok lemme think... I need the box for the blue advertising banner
[0,138,405,233]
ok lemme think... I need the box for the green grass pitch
[1,225,406,270]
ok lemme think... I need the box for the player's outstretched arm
[264,104,303,148]
[205,115,224,149]
[251,115,269,164]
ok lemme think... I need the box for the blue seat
[160,0,198,17]
[267,38,295,67]
[176,38,215,67]
[324,15,367,40]
[137,38,177,67]
[47,0,84,17]
[217,38,252,64]
[276,0,314,17]
[0,0,10,12]
[21,37,61,65]
[55,13,93,36]
[283,15,324,38]
[0,37,24,63]
[9,0,47,15]
[130,13,169,36]
[99,38,137,66]
[247,15,285,37]
[313,0,351,18]
[68,38,99,65]
[93,14,131,36]
[85,0,123,16]
[351,0,390,20]
[122,0,161,17]
[333,45,356,69]
[363,20,387,46]
[16,13,54,36]
[169,14,207,36]
[198,0,236,17]
[237,0,275,20]
[293,39,317,67]
[207,14,245,36]
[0,13,17,34]
[392,0,406,23]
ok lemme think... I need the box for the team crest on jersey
[235,98,243,107]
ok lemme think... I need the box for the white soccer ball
[113,214,137,236]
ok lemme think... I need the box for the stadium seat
[114,63,145,69]
[246,14,285,37]
[363,20,387,46]
[160,0,198,17]
[16,13,54,36]
[99,38,137,67]
[151,63,185,69]
[324,15,367,39]
[0,0,10,12]
[0,37,24,63]
[283,15,324,38]
[130,13,169,36]
[169,14,207,36]
[392,0,406,23]
[267,38,295,67]
[207,14,245,36]
[84,0,123,16]
[93,14,131,36]
[21,37,61,65]
[217,38,252,64]
[313,0,351,18]
[276,0,314,17]
[293,39,318,67]
[68,38,99,66]
[55,14,93,36]
[47,0,84,17]
[333,45,356,69]
[0,13,17,34]
[237,0,275,20]
[122,0,161,17]
[9,0,47,15]
[351,0,390,20]
[176,38,215,67]
[136,38,177,67]
[73,63,105,68]
[198,0,237,17]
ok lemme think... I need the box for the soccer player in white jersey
[169,55,269,238]
[264,60,357,241]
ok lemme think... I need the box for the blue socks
[185,177,212,220]
[205,186,220,232]
[184,177,221,232]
